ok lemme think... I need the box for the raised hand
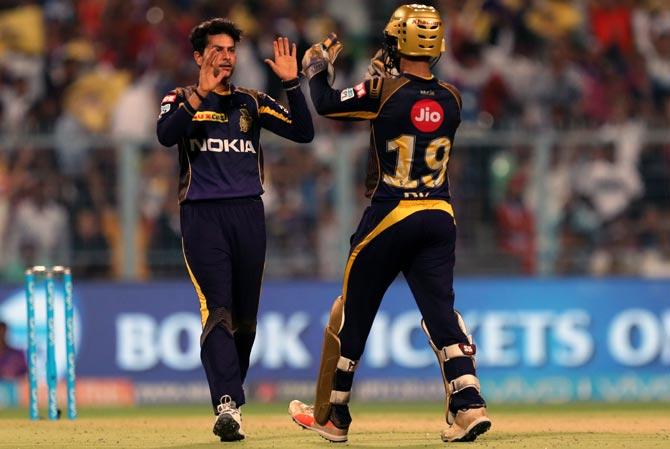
[301,33,343,83]
[265,37,298,81]
[198,47,226,94]
[365,49,400,80]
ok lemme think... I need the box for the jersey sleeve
[308,71,383,120]
[258,79,314,143]
[156,87,197,147]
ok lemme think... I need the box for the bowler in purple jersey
[156,18,313,442]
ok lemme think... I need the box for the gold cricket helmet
[384,4,445,58]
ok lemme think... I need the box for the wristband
[182,100,196,116]
[194,88,206,102]
[281,78,300,91]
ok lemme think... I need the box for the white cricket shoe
[213,395,245,441]
[441,407,491,442]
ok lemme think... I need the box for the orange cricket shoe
[288,400,349,443]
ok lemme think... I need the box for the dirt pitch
[1,402,668,449]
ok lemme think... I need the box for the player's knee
[200,307,233,346]
[234,319,257,335]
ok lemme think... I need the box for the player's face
[205,33,237,81]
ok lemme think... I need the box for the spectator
[496,172,536,274]
[0,0,669,279]
[639,142,670,209]
[6,177,70,269]
[589,0,634,54]
[637,205,670,277]
[71,208,111,278]
[574,143,643,225]
[0,321,27,380]
[439,40,510,126]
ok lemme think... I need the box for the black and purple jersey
[157,81,313,202]
[309,72,461,202]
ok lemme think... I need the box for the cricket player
[288,4,491,443]
[156,18,313,442]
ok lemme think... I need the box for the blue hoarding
[0,279,668,403]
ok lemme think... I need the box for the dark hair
[189,18,242,54]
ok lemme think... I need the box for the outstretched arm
[259,37,314,143]
[301,34,382,120]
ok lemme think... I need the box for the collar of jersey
[402,73,434,81]
[213,85,234,96]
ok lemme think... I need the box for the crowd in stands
[0,0,669,280]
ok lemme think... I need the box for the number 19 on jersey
[383,134,452,189]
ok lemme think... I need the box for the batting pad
[314,296,344,425]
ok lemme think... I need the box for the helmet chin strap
[429,53,442,69]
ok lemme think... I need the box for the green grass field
[1,402,669,449]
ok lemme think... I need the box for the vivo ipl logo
[410,99,444,133]
[0,289,81,381]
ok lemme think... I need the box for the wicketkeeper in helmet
[288,4,491,443]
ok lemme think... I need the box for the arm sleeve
[156,89,197,147]
[308,71,382,120]
[258,78,314,143]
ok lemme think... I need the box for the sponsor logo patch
[161,94,176,104]
[354,82,366,98]
[264,94,289,114]
[192,111,228,123]
[459,343,476,356]
[412,18,441,27]
[239,108,252,132]
[277,103,289,114]
[159,103,170,117]
[410,99,444,133]
[340,88,354,102]
[189,138,256,153]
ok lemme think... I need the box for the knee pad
[314,296,359,425]
[421,311,481,424]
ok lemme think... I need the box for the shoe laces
[217,395,240,416]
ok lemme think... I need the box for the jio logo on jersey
[410,99,444,133]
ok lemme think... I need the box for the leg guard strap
[450,374,481,395]
[437,342,477,363]
[330,390,351,404]
[336,356,358,372]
